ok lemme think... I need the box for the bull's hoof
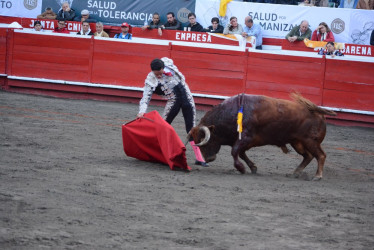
[195,160,209,167]
[312,176,322,181]
[250,167,257,174]
[292,172,301,178]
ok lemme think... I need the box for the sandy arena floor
[0,91,373,249]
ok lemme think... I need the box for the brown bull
[188,93,336,180]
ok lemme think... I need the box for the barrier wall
[1,28,374,126]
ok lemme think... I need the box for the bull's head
[188,125,221,163]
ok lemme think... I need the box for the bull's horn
[196,126,210,146]
[184,131,192,146]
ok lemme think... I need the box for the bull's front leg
[239,152,257,174]
[231,144,246,174]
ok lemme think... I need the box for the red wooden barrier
[170,44,247,96]
[91,39,170,87]
[0,28,6,75]
[246,51,324,104]
[1,29,373,126]
[10,32,91,82]
[323,58,374,112]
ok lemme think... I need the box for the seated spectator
[57,1,76,21]
[37,7,56,20]
[114,22,132,40]
[371,30,374,46]
[298,0,315,6]
[141,12,162,30]
[223,16,244,35]
[311,22,335,42]
[339,0,359,8]
[77,21,94,36]
[318,42,344,57]
[74,9,96,23]
[160,12,182,30]
[53,20,70,33]
[33,20,44,32]
[186,13,205,32]
[285,20,312,42]
[356,0,374,9]
[242,16,263,50]
[206,17,224,33]
[94,22,109,37]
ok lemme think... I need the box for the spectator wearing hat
[94,22,109,37]
[33,21,44,32]
[37,7,56,20]
[57,1,76,21]
[53,20,70,34]
[114,23,132,40]
[74,9,96,23]
[77,21,94,36]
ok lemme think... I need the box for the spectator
[318,42,344,57]
[206,17,224,33]
[94,22,109,37]
[298,0,314,6]
[77,21,94,36]
[74,9,96,23]
[370,30,374,46]
[339,0,359,8]
[242,16,263,49]
[114,22,132,40]
[285,20,312,42]
[33,21,44,32]
[137,57,208,167]
[142,12,162,30]
[160,12,182,30]
[37,7,56,20]
[57,2,76,21]
[53,20,70,33]
[356,0,374,9]
[311,22,335,42]
[223,16,244,35]
[186,13,205,32]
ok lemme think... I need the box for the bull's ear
[208,125,215,133]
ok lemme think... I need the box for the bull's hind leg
[239,152,257,174]
[305,143,326,181]
[291,142,313,178]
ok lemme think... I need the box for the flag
[219,0,232,17]
[237,106,243,140]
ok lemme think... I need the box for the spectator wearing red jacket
[312,22,335,42]
[53,20,70,34]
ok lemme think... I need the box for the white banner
[0,0,42,18]
[195,0,374,44]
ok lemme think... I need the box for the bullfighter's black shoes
[195,160,209,167]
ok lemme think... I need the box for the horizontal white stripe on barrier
[0,73,7,76]
[7,75,373,116]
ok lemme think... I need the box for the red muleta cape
[122,111,191,171]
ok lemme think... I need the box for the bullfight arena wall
[1,27,373,127]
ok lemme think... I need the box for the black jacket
[164,20,182,30]
[57,8,76,21]
[187,22,205,32]
[206,24,224,33]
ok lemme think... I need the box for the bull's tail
[291,92,337,116]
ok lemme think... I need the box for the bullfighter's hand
[137,113,144,118]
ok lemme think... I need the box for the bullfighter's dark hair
[150,59,164,71]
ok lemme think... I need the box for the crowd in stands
[30,1,373,53]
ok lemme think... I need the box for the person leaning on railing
[56,1,76,21]
[285,20,312,42]
[94,22,109,38]
[37,7,56,20]
[223,16,244,35]
[318,42,344,57]
[205,17,224,33]
[186,12,205,32]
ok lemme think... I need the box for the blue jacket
[339,0,359,8]
[114,33,132,40]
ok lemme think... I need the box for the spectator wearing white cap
[74,9,96,23]
[114,23,132,40]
